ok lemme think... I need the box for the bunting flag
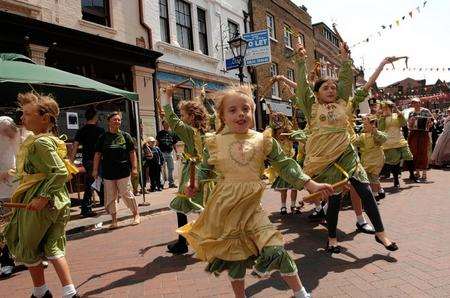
[351,1,430,48]
[376,65,450,72]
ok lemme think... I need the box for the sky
[291,0,450,87]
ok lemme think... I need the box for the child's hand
[27,196,49,211]
[184,185,198,197]
[304,180,334,200]
[294,42,307,59]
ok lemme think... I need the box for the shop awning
[0,53,138,108]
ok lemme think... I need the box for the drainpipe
[138,0,153,49]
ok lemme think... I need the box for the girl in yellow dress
[169,85,334,298]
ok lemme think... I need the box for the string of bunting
[363,66,450,72]
[351,1,429,48]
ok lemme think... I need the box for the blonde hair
[178,100,209,133]
[213,84,255,133]
[18,92,60,135]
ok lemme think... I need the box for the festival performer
[431,107,450,167]
[354,116,388,200]
[379,101,419,187]
[407,98,434,180]
[157,86,214,255]
[4,93,80,298]
[289,42,398,253]
[267,107,305,215]
[174,83,333,298]
[0,116,21,277]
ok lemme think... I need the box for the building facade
[249,0,315,129]
[312,22,341,79]
[148,0,250,117]
[0,0,162,136]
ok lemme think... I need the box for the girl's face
[222,95,253,134]
[317,80,337,104]
[108,114,122,131]
[21,103,49,133]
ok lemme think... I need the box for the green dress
[293,58,369,186]
[5,135,71,266]
[378,113,413,165]
[163,105,214,215]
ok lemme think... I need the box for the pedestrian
[0,116,21,277]
[379,101,419,187]
[177,84,334,298]
[408,98,435,180]
[92,111,140,229]
[4,92,80,298]
[290,42,398,253]
[431,107,450,167]
[69,106,105,216]
[156,120,178,189]
[144,137,164,192]
[158,87,214,255]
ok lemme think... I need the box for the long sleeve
[294,58,316,123]
[163,104,195,148]
[337,59,353,101]
[267,138,310,190]
[372,129,388,145]
[30,138,68,199]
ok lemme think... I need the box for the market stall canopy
[0,53,138,108]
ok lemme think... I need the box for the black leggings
[177,212,188,246]
[326,177,384,238]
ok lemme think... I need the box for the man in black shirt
[156,120,178,188]
[70,107,105,217]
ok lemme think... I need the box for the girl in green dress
[5,92,79,298]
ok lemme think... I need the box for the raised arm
[337,42,353,101]
[293,44,316,123]
[363,56,405,92]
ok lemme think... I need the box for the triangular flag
[396,20,400,26]
[381,25,386,29]
[419,68,422,71]
[447,68,450,71]
[409,11,413,18]
[365,38,369,42]
[423,1,427,7]
[417,6,420,13]
[378,31,381,36]
[389,24,393,29]
[402,16,406,20]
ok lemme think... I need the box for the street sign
[225,29,271,70]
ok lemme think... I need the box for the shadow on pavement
[245,211,397,297]
[78,254,198,297]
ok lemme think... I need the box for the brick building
[0,0,162,136]
[248,0,315,129]
[312,22,341,78]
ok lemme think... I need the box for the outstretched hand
[339,42,351,60]
[294,42,307,59]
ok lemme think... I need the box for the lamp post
[228,32,248,84]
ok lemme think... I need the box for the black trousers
[82,161,104,212]
[177,212,188,246]
[0,245,14,267]
[326,177,384,238]
[148,163,162,191]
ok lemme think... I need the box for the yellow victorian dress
[178,128,310,280]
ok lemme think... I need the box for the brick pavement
[1,169,450,297]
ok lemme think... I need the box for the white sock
[357,214,367,225]
[62,284,76,298]
[32,285,49,298]
[294,286,310,298]
[281,202,287,208]
[323,203,328,215]
[373,191,379,196]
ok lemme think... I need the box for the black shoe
[378,190,386,199]
[169,184,177,188]
[31,290,53,298]
[375,235,398,251]
[81,210,97,218]
[356,222,376,234]
[71,294,81,298]
[326,241,343,254]
[167,242,188,255]
[280,207,288,215]
[308,208,325,221]
[408,176,420,183]
[290,206,301,214]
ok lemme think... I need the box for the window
[175,0,193,50]
[287,68,295,93]
[270,63,279,97]
[228,20,239,40]
[81,0,110,27]
[197,8,208,55]
[283,25,293,48]
[266,14,275,39]
[159,0,170,42]
[172,87,192,116]
[297,33,305,46]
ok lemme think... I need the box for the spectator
[93,112,140,229]
[145,137,164,192]
[70,106,105,217]
[156,120,178,188]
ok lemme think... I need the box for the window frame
[197,7,208,55]
[266,13,275,39]
[270,63,279,98]
[283,24,293,49]
[81,0,111,27]
[159,0,170,43]
[175,0,194,50]
[227,19,239,41]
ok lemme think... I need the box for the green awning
[0,53,138,108]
